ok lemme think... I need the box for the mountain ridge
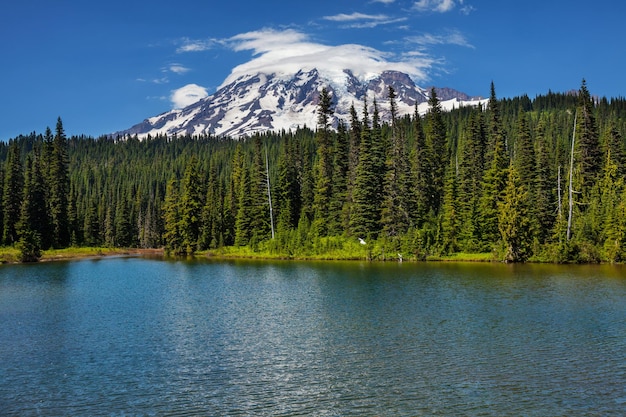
[117,69,485,139]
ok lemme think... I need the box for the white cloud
[167,64,190,74]
[407,30,474,48]
[176,37,219,53]
[323,12,407,28]
[371,0,396,3]
[221,29,435,88]
[323,12,389,22]
[413,0,463,13]
[171,84,208,108]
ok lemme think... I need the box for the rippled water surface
[1,258,626,416]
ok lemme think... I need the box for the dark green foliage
[349,96,381,238]
[48,118,70,248]
[2,82,626,263]
[163,179,182,254]
[424,88,448,214]
[381,87,413,238]
[313,88,335,236]
[498,166,533,262]
[3,142,23,245]
[180,156,204,253]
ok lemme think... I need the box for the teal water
[1,258,625,416]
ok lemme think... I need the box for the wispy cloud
[323,12,407,28]
[176,37,220,53]
[324,12,389,22]
[165,64,191,74]
[137,77,170,85]
[407,30,474,48]
[413,0,471,13]
[171,84,208,108]
[371,0,396,3]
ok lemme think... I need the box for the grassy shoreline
[1,246,497,265]
[0,247,164,264]
[0,245,609,265]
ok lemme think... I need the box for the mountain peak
[117,68,484,139]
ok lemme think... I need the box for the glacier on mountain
[118,68,484,139]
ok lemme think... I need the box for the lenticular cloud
[221,29,434,89]
[171,84,209,109]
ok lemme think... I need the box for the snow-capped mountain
[118,68,483,139]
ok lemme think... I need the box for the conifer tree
[513,108,536,190]
[83,199,100,246]
[533,115,557,243]
[226,145,245,246]
[329,121,349,235]
[313,88,335,236]
[201,164,225,249]
[3,141,23,245]
[163,179,182,254]
[424,88,448,214]
[458,109,486,250]
[234,165,253,246]
[275,134,301,232]
[180,156,204,253]
[601,148,625,262]
[48,117,70,247]
[441,160,460,254]
[601,122,624,174]
[498,165,533,262]
[479,83,509,249]
[381,86,411,238]
[16,154,46,261]
[575,79,602,195]
[248,136,270,241]
[410,103,429,226]
[104,203,115,248]
[350,96,379,238]
[115,199,133,248]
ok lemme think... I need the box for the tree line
[2,80,626,262]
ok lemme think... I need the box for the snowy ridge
[118,69,485,139]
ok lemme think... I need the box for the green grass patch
[429,252,496,262]
[0,247,21,264]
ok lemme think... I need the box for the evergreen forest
[3,80,626,263]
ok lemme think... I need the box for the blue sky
[2,0,625,139]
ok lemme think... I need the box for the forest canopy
[2,81,626,263]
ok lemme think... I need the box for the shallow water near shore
[1,258,625,415]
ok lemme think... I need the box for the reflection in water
[0,259,625,415]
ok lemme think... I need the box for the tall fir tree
[479,83,509,249]
[48,117,71,247]
[498,165,533,262]
[350,96,380,238]
[424,88,448,214]
[163,179,182,254]
[180,156,204,254]
[248,135,270,242]
[575,79,602,196]
[329,121,349,235]
[410,102,429,226]
[312,88,335,236]
[16,154,46,261]
[234,164,253,246]
[441,160,460,254]
[513,107,536,190]
[458,108,486,250]
[275,134,301,232]
[381,86,412,238]
[3,141,23,245]
[533,115,557,243]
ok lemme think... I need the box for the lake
[1,257,625,416]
